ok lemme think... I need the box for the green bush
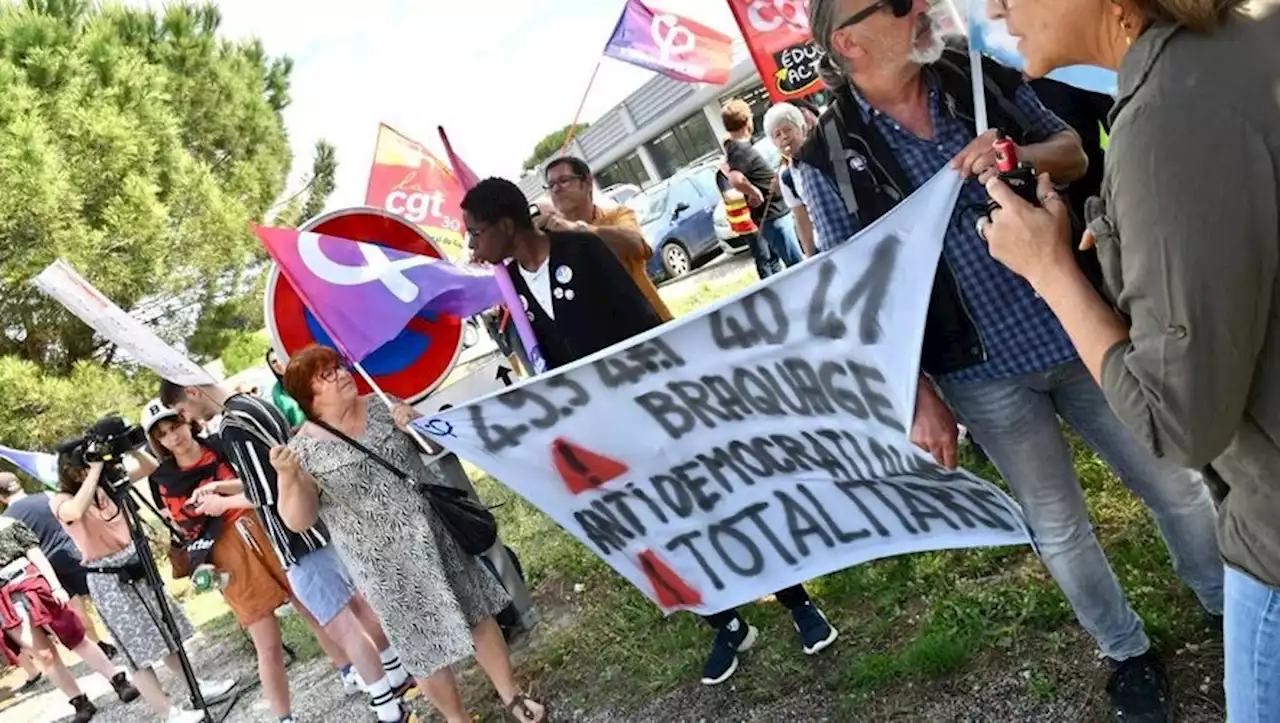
[220,330,271,376]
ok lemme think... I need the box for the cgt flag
[725,0,824,102]
[365,124,468,261]
[0,445,59,489]
[604,0,734,85]
[254,226,501,362]
[416,169,1032,615]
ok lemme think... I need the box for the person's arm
[193,492,254,516]
[793,162,861,252]
[53,462,104,523]
[1009,85,1088,183]
[1039,102,1276,467]
[126,449,158,482]
[794,205,815,257]
[270,445,321,532]
[582,205,649,262]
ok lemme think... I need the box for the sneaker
[341,667,363,695]
[1106,651,1173,722]
[98,641,119,660]
[70,694,97,723]
[791,603,839,655]
[198,678,237,704]
[16,672,43,694]
[700,618,758,686]
[167,707,208,723]
[110,671,140,703]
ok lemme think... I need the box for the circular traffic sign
[264,207,464,403]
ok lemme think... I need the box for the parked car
[602,183,642,206]
[630,164,725,282]
[714,137,784,255]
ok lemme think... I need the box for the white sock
[380,648,408,689]
[366,677,401,722]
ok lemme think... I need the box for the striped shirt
[219,393,328,568]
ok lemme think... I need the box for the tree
[0,0,294,372]
[299,140,337,222]
[522,123,589,171]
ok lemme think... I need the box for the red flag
[725,0,825,102]
[364,124,467,261]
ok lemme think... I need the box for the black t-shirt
[724,138,790,223]
[3,494,81,571]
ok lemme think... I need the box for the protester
[156,386,416,723]
[978,0,1279,719]
[0,516,139,722]
[763,102,817,256]
[540,156,673,322]
[143,402,341,723]
[463,177,838,686]
[266,349,307,429]
[0,472,115,659]
[721,98,804,277]
[14,647,43,692]
[52,451,235,723]
[798,1,1225,718]
[270,345,545,723]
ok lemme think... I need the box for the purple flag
[603,0,734,85]
[254,225,502,362]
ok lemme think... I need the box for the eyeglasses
[543,175,583,191]
[837,0,913,29]
[465,223,492,239]
[318,366,346,383]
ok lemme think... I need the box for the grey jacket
[1092,2,1280,586]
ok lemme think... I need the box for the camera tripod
[99,463,257,723]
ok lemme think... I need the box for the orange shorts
[211,514,291,626]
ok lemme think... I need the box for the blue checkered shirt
[796,82,1080,383]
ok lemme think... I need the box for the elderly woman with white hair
[763,102,816,256]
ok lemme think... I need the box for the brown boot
[69,694,97,723]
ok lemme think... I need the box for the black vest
[797,46,1047,377]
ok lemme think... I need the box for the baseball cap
[140,398,180,435]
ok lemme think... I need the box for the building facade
[519,44,823,202]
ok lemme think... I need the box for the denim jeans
[760,214,805,268]
[938,360,1224,660]
[1225,566,1280,722]
[747,224,783,279]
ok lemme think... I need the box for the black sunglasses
[837,0,913,29]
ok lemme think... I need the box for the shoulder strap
[312,420,410,481]
[934,47,1035,140]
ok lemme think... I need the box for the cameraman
[53,439,235,723]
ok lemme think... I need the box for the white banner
[416,170,1031,615]
[414,357,519,462]
[33,259,216,386]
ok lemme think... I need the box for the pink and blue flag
[603,0,733,85]
[0,444,59,489]
[254,226,502,362]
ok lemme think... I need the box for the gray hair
[763,103,806,138]
[809,0,851,88]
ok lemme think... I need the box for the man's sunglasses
[837,0,913,29]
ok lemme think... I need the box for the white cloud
[127,0,738,211]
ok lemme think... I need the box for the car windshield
[630,186,669,225]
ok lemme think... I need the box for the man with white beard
[794,1,1226,721]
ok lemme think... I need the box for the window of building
[644,112,719,179]
[596,151,650,190]
[721,82,772,142]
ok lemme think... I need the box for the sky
[127,0,742,211]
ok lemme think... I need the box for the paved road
[657,250,754,301]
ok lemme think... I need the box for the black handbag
[314,420,499,556]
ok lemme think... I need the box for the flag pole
[350,359,441,453]
[948,0,989,133]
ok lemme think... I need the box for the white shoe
[341,668,363,696]
[168,707,208,723]
[197,678,236,704]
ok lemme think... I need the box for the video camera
[58,415,147,473]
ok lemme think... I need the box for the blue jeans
[938,360,1224,660]
[760,214,804,268]
[1225,566,1280,722]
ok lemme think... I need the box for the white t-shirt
[518,259,555,320]
[780,166,806,209]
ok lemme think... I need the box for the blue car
[628,164,724,281]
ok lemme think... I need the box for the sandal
[506,693,547,723]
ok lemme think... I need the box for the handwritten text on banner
[417,170,1031,615]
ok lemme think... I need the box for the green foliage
[0,355,154,451]
[298,139,337,223]
[219,329,269,376]
[0,0,294,370]
[522,122,589,171]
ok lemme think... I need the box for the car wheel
[462,318,480,348]
[661,242,692,278]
